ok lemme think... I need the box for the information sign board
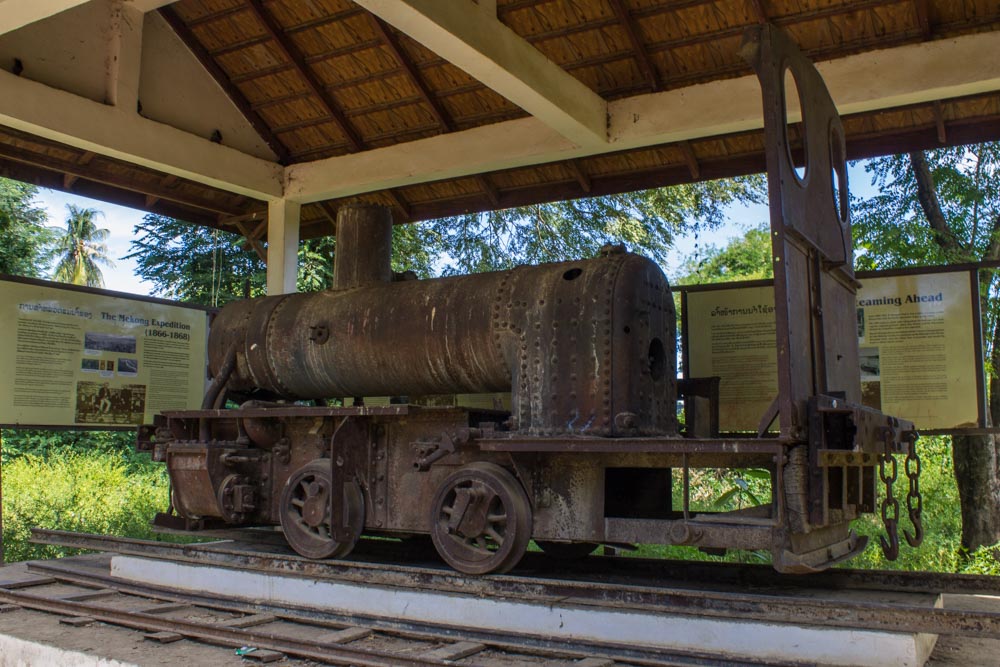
[856,270,980,429]
[682,268,983,432]
[684,285,778,432]
[0,276,210,428]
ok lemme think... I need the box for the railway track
[1,554,770,667]
[136,524,1000,598]
[23,528,1000,642]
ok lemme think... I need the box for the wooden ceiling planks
[2,0,1000,235]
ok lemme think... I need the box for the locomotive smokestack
[332,204,393,290]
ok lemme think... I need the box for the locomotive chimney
[332,204,393,290]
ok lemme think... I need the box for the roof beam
[0,0,91,35]
[353,0,608,147]
[0,67,283,200]
[284,29,1000,203]
[0,0,175,36]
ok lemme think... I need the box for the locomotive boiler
[139,25,922,575]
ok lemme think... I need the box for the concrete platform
[9,552,1000,666]
[109,554,939,667]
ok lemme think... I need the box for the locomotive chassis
[140,390,911,574]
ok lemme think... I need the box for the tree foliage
[422,180,763,275]
[854,144,1000,552]
[675,225,773,284]
[128,178,763,304]
[52,204,114,287]
[126,214,267,306]
[853,145,1000,270]
[0,178,53,278]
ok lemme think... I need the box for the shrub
[1,450,169,562]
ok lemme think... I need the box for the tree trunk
[953,273,1000,550]
[952,434,1000,550]
[909,151,1000,550]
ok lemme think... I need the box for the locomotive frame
[138,24,922,575]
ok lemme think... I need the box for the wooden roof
[2,0,1000,240]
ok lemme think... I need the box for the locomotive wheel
[536,540,598,560]
[280,460,364,560]
[430,462,532,575]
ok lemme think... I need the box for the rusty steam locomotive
[138,26,922,574]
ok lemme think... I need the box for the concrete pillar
[266,199,301,295]
[105,0,143,109]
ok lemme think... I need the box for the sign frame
[676,263,991,436]
[0,273,214,431]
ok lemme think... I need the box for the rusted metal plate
[477,437,787,455]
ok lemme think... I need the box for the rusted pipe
[202,342,238,410]
[332,204,393,290]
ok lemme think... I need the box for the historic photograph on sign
[74,381,147,425]
[84,331,137,354]
[117,357,139,376]
[859,346,881,410]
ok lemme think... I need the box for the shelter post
[0,428,4,565]
[266,199,301,295]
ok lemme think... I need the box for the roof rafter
[607,0,659,92]
[354,0,608,147]
[367,15,500,212]
[913,0,932,37]
[283,29,1000,204]
[244,0,364,152]
[369,16,453,132]
[159,6,291,165]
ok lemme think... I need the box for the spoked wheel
[280,460,364,559]
[430,462,532,575]
[536,540,598,560]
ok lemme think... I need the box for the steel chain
[878,427,900,560]
[903,432,924,547]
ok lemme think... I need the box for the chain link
[878,427,900,560]
[903,432,923,547]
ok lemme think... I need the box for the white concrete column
[266,199,301,295]
[105,0,144,109]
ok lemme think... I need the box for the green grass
[629,436,1000,574]
[1,432,997,574]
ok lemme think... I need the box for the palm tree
[52,204,114,287]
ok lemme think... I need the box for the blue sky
[33,162,879,296]
[37,189,156,295]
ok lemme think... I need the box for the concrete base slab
[0,634,138,667]
[111,555,939,667]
